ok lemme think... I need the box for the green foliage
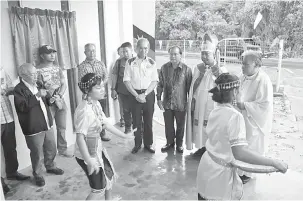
[155,0,303,57]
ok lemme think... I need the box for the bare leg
[86,192,103,200]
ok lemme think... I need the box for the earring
[232,99,237,106]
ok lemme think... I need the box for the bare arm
[103,122,133,139]
[145,81,158,96]
[124,81,139,98]
[58,68,67,97]
[76,134,93,163]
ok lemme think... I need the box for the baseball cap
[39,45,57,55]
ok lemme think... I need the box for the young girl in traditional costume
[196,73,288,200]
[75,73,134,200]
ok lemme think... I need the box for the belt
[135,89,147,94]
[207,151,233,168]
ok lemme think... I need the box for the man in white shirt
[124,38,159,154]
[236,51,274,184]
[14,63,64,187]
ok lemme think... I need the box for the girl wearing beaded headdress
[74,73,134,200]
[196,73,287,200]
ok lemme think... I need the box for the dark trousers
[1,122,18,176]
[132,91,155,147]
[24,128,57,177]
[163,110,186,147]
[118,93,133,129]
[99,99,107,136]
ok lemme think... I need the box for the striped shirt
[78,59,108,83]
[1,68,14,124]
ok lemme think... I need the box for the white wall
[1,0,31,172]
[69,0,101,63]
[132,0,155,37]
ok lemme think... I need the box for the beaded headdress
[78,74,102,93]
[209,73,240,93]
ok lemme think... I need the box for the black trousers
[163,110,186,147]
[118,93,133,129]
[132,91,155,147]
[1,122,18,176]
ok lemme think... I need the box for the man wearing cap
[186,33,227,158]
[78,43,110,142]
[236,50,273,184]
[157,46,192,153]
[36,45,72,157]
[124,38,158,154]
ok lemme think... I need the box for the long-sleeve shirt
[157,62,192,111]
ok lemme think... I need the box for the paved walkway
[4,119,303,200]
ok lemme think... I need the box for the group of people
[1,32,288,200]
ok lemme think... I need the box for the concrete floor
[4,121,303,200]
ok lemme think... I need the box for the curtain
[9,6,80,121]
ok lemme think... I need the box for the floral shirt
[157,62,192,111]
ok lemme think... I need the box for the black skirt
[76,152,114,191]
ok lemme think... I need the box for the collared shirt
[111,57,130,95]
[123,56,158,90]
[78,59,108,83]
[1,68,14,124]
[36,64,63,96]
[157,62,192,111]
[22,80,50,130]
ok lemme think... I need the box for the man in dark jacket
[14,63,64,187]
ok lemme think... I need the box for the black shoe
[2,179,10,195]
[240,175,251,184]
[161,143,175,152]
[131,145,141,154]
[193,147,206,157]
[176,146,184,153]
[34,176,45,187]
[47,167,64,175]
[3,184,10,195]
[7,172,30,181]
[144,145,155,153]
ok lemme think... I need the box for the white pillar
[275,39,284,92]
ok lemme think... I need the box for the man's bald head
[19,63,37,85]
[136,38,150,59]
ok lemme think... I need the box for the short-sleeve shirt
[111,58,130,95]
[197,104,247,200]
[123,56,158,90]
[36,65,62,96]
[74,100,110,166]
[78,59,108,82]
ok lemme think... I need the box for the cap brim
[209,87,219,93]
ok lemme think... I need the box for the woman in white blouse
[74,73,133,200]
[196,73,288,200]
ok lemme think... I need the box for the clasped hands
[136,93,146,103]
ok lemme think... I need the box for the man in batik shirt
[157,46,192,153]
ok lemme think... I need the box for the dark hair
[121,42,132,49]
[117,47,122,53]
[210,73,239,104]
[212,90,235,104]
[79,73,101,94]
[168,46,182,55]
